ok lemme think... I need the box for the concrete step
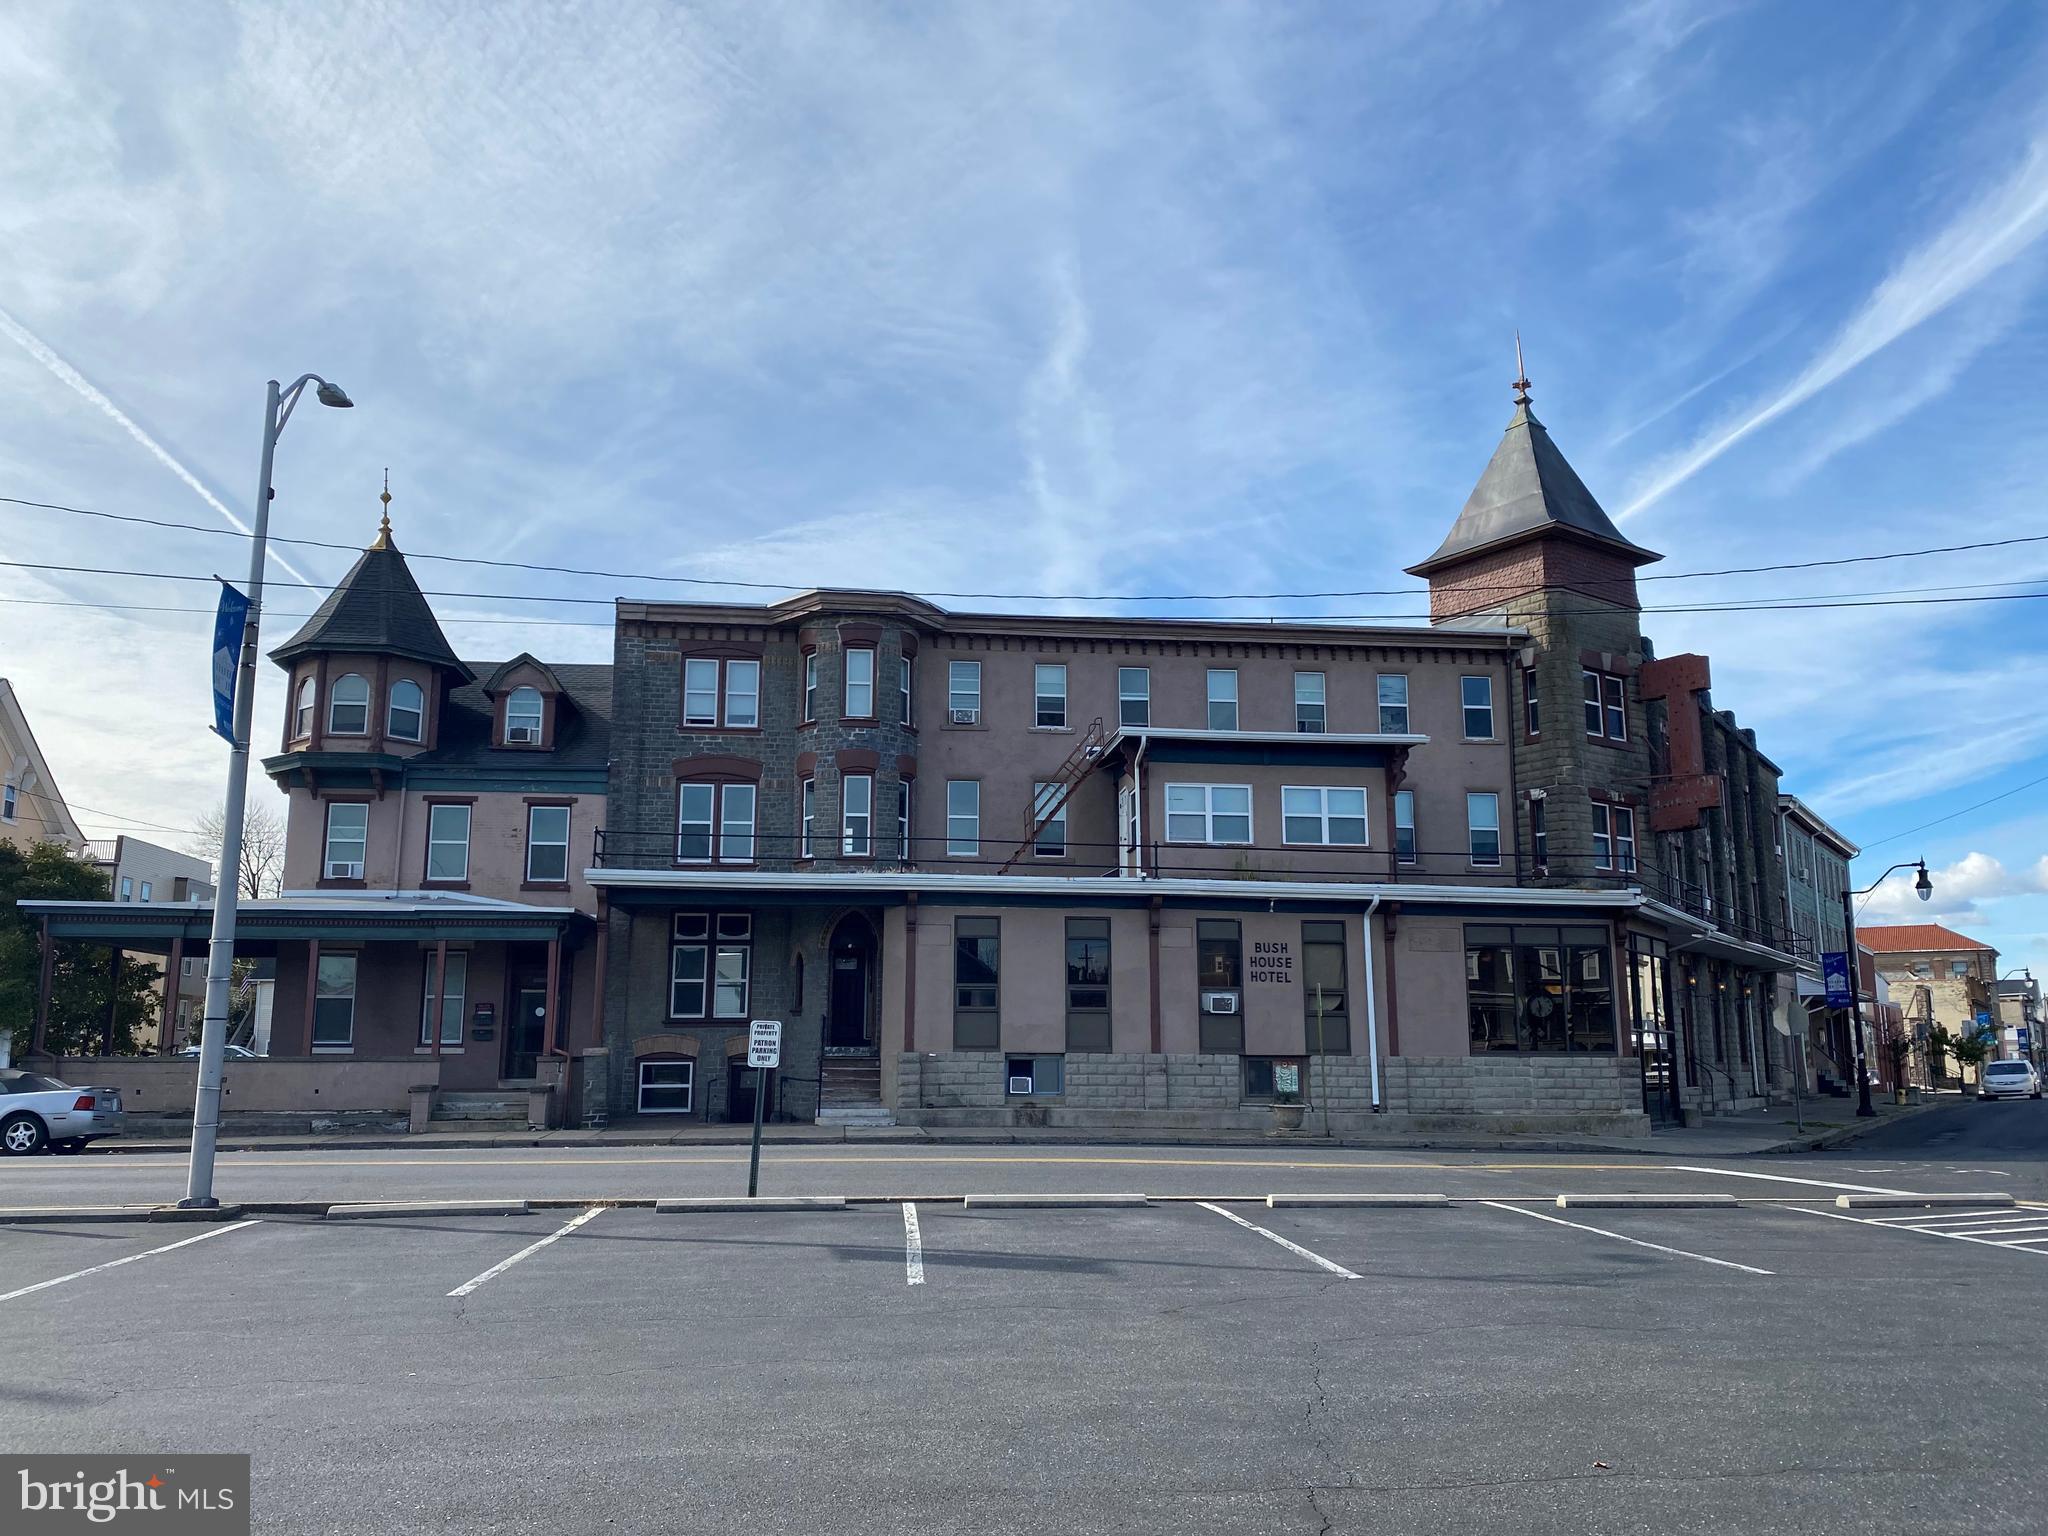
[815,1105,894,1127]
[432,1094,527,1124]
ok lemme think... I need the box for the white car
[1979,1060,2041,1101]
[0,1068,125,1154]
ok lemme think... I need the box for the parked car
[1979,1061,2041,1101]
[0,1068,125,1154]
[171,1044,261,1060]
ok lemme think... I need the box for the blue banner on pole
[1821,951,1853,1009]
[210,581,251,743]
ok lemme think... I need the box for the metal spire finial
[371,468,393,549]
[1512,332,1532,407]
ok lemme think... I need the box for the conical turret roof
[269,528,471,681]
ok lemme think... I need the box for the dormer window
[329,673,370,735]
[292,677,315,739]
[387,679,424,742]
[506,686,544,744]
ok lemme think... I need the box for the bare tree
[189,798,288,900]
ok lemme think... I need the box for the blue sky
[4,1,2048,966]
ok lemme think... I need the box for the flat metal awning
[18,894,593,947]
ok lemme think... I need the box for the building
[84,836,216,1051]
[0,677,85,853]
[589,376,1804,1131]
[1994,973,2038,1069]
[1861,923,2001,1089]
[1777,796,1858,1094]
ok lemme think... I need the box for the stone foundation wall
[1380,1054,1635,1116]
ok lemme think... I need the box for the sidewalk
[89,1094,1949,1159]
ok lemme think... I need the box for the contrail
[0,303,319,586]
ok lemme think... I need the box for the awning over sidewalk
[19,891,593,946]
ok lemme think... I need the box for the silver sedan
[0,1068,126,1154]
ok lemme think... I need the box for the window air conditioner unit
[507,725,538,743]
[1202,991,1239,1015]
[326,861,363,880]
[1008,1075,1035,1095]
[949,708,979,725]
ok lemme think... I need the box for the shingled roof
[269,535,472,681]
[1859,923,1997,956]
[1407,401,1661,577]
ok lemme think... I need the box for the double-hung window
[1593,803,1637,873]
[1294,672,1326,733]
[844,648,876,719]
[328,673,369,735]
[724,660,759,728]
[313,954,357,1048]
[505,686,543,743]
[802,653,818,723]
[842,775,873,857]
[1531,796,1548,866]
[1584,670,1627,741]
[1118,667,1150,727]
[1301,920,1350,1054]
[426,803,471,882]
[1524,669,1540,736]
[1206,669,1239,731]
[683,659,720,726]
[139,881,152,902]
[324,802,368,879]
[1461,676,1495,739]
[526,804,571,882]
[1377,674,1409,733]
[120,877,133,900]
[670,914,752,1020]
[1034,663,1068,728]
[1165,783,1252,845]
[677,783,754,864]
[684,658,759,728]
[1281,786,1368,846]
[946,780,981,856]
[1394,790,1417,864]
[292,677,315,739]
[1032,782,1067,857]
[799,778,816,859]
[947,660,982,722]
[388,679,424,742]
[1065,917,1111,1051]
[954,917,1000,1049]
[1466,792,1502,867]
[899,655,913,726]
[419,951,467,1047]
[897,780,913,861]
[0,783,13,821]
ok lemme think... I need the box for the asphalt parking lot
[3,1193,2045,1535]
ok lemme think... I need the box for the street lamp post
[181,373,353,1209]
[1840,859,1932,1120]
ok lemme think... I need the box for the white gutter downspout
[1131,733,1151,877]
[1363,893,1383,1111]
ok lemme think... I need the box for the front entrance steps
[430,1092,528,1130]
[816,1054,892,1128]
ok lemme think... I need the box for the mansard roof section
[269,540,472,681]
[1407,403,1662,577]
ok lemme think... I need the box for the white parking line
[0,1220,262,1304]
[1870,1212,2031,1228]
[1669,1166,1911,1195]
[1196,1202,1360,1280]
[1783,1205,2048,1257]
[447,1206,605,1298]
[1929,1222,2048,1239]
[902,1202,925,1286]
[1480,1202,1773,1275]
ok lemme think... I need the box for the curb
[1267,1193,1451,1208]
[0,1205,159,1224]
[961,1193,1149,1209]
[1835,1192,2015,1210]
[655,1196,848,1213]
[1557,1193,1740,1209]
[324,1199,530,1220]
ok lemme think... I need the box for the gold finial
[371,468,393,549]
[1512,332,1532,407]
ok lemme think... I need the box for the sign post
[745,1020,781,1198]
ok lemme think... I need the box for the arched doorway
[826,914,876,1050]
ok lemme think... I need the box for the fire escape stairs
[996,717,1108,875]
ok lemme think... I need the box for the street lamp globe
[314,381,355,408]
[1915,864,1933,902]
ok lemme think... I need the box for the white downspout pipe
[1363,893,1383,1111]
[1131,734,1150,877]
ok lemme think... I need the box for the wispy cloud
[1863,850,2048,922]
[1620,129,2048,519]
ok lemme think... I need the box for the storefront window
[1465,924,1616,1052]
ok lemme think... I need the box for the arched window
[292,676,316,739]
[387,679,425,742]
[506,686,544,743]
[328,673,370,735]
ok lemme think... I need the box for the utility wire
[1857,769,2048,854]
[6,780,202,837]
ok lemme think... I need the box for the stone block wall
[1380,1054,1635,1115]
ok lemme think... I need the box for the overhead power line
[7,490,2048,602]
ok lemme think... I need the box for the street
[2,1112,2046,1534]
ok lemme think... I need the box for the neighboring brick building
[1861,923,2001,1089]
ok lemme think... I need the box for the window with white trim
[1524,669,1540,736]
[1034,663,1068,728]
[419,951,467,1047]
[1118,667,1150,728]
[313,954,356,1048]
[725,660,759,728]
[1281,786,1368,846]
[842,774,873,857]
[387,679,425,742]
[1,783,14,822]
[638,1059,693,1114]
[670,913,753,1019]
[1461,675,1494,739]
[946,780,980,856]
[292,677,315,739]
[898,779,913,861]
[1593,802,1637,873]
[324,802,368,879]
[803,653,818,723]
[899,654,913,726]
[1206,669,1239,731]
[799,777,815,859]
[426,803,470,882]
[526,803,570,882]
[1394,789,1416,864]
[1530,796,1548,866]
[1294,672,1326,734]
[328,673,369,735]
[1165,783,1252,845]
[1466,792,1501,867]
[947,660,981,720]
[677,783,754,864]
[506,686,543,743]
[1583,669,1627,741]
[120,877,133,900]
[1377,674,1409,734]
[720,783,756,862]
[844,647,876,719]
[139,880,151,902]
[1033,782,1067,857]
[683,658,759,729]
